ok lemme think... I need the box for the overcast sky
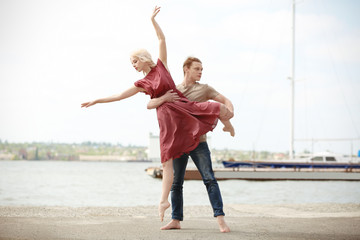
[1,0,359,155]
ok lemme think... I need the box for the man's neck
[181,75,197,87]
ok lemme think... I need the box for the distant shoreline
[0,158,156,162]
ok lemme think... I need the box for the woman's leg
[219,104,235,137]
[159,158,173,221]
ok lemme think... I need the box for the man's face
[187,62,203,82]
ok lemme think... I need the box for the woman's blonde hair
[130,49,156,74]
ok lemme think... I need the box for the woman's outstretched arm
[151,6,168,70]
[81,86,145,108]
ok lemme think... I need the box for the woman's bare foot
[217,215,230,233]
[160,219,181,230]
[159,201,171,222]
[223,125,235,137]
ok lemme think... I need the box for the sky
[1,0,359,155]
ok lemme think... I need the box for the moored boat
[222,153,360,170]
[145,163,360,181]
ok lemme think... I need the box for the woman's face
[130,57,147,72]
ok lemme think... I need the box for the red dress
[134,59,220,163]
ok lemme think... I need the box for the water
[0,160,360,207]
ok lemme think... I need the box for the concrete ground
[1,204,359,240]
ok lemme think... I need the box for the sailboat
[146,1,360,181]
[222,0,360,172]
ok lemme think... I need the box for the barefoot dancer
[148,57,232,232]
[81,7,234,221]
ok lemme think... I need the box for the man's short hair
[183,57,202,75]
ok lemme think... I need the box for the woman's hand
[151,6,161,21]
[81,101,97,108]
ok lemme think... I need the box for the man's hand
[147,89,180,109]
[162,89,180,103]
[221,109,234,121]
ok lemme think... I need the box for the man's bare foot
[159,201,170,222]
[160,219,181,230]
[217,215,230,233]
[223,125,235,137]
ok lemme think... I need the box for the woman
[81,6,234,221]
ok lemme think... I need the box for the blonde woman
[81,6,234,222]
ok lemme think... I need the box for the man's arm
[147,89,180,109]
[213,94,234,118]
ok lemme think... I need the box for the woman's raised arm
[151,6,168,70]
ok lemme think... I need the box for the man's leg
[160,153,188,230]
[190,142,224,217]
[190,142,230,232]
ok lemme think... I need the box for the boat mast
[290,0,296,160]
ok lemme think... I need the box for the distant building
[0,153,14,160]
[147,132,213,162]
[148,133,160,162]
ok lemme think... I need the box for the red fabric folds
[134,59,220,163]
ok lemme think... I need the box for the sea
[0,160,360,207]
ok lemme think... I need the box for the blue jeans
[171,142,225,220]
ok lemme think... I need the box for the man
[147,57,233,233]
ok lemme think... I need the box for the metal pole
[290,0,296,160]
